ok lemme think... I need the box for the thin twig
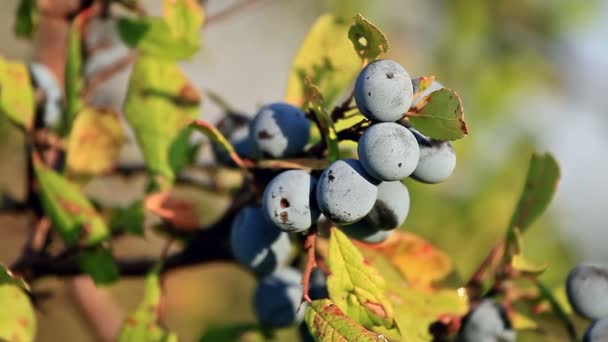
[84,52,137,101]
[465,241,504,300]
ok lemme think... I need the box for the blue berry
[459,299,516,342]
[410,128,456,184]
[253,267,305,327]
[566,263,608,320]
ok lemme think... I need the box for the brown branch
[84,52,137,101]
[204,0,266,26]
[465,241,505,301]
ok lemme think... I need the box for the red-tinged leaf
[356,231,453,291]
[305,299,385,342]
[144,191,200,231]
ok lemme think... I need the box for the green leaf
[0,284,36,342]
[305,299,384,342]
[327,229,399,337]
[190,119,247,168]
[117,10,200,61]
[0,264,29,292]
[34,158,110,246]
[109,201,145,236]
[407,88,468,140]
[512,254,547,276]
[77,246,119,285]
[198,323,263,342]
[303,78,339,161]
[63,14,85,135]
[285,14,361,107]
[14,0,38,39]
[504,153,560,261]
[0,56,35,130]
[391,288,468,342]
[163,0,204,47]
[123,56,201,187]
[348,13,389,62]
[67,107,125,176]
[118,265,178,342]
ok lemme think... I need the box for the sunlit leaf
[34,158,110,246]
[391,288,468,342]
[63,12,86,135]
[163,0,204,49]
[14,0,38,39]
[109,201,145,236]
[407,88,468,140]
[0,284,36,342]
[305,299,384,342]
[302,78,339,161]
[348,13,389,62]
[190,119,247,169]
[0,264,29,292]
[123,55,201,187]
[327,229,399,337]
[77,246,119,285]
[67,107,125,176]
[118,0,203,63]
[356,231,453,291]
[0,56,35,129]
[118,265,178,342]
[512,311,538,330]
[285,14,360,107]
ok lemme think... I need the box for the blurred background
[0,0,607,340]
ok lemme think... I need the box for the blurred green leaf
[67,107,125,176]
[110,201,145,236]
[34,158,110,246]
[118,0,203,63]
[118,265,178,342]
[14,0,38,39]
[63,14,85,135]
[303,78,339,162]
[407,88,468,140]
[198,323,263,342]
[190,119,247,168]
[163,0,204,48]
[348,13,389,62]
[305,299,382,342]
[285,14,360,107]
[0,284,36,342]
[504,153,560,261]
[0,264,29,292]
[77,246,119,285]
[123,56,200,187]
[327,229,399,337]
[0,56,34,130]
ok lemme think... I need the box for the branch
[84,52,137,101]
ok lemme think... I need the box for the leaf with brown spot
[0,284,36,342]
[67,107,125,176]
[34,158,110,246]
[118,266,178,342]
[348,14,389,62]
[356,231,453,291]
[305,299,383,342]
[0,56,34,130]
[406,88,468,141]
[327,229,400,338]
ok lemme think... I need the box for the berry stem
[301,226,318,303]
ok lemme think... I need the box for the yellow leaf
[67,107,125,176]
[357,231,453,291]
[285,14,360,107]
